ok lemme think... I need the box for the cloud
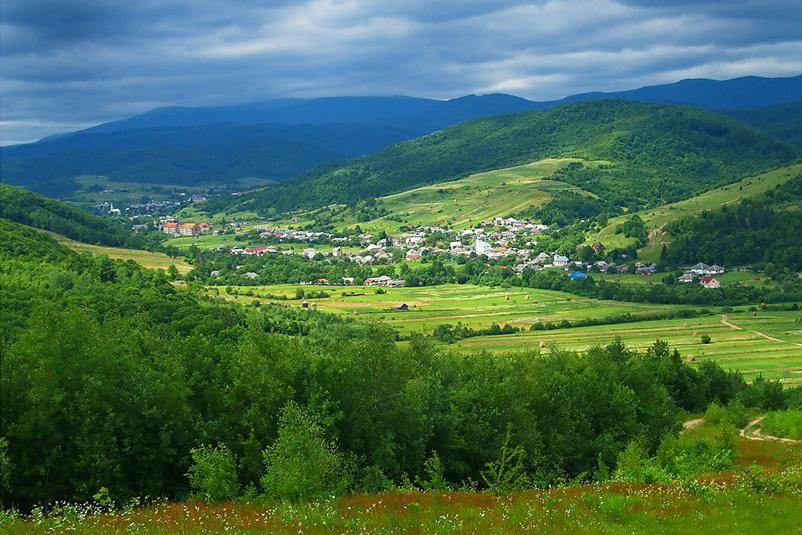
[1,0,801,143]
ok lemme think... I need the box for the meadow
[455,310,802,384]
[49,232,192,273]
[213,283,688,332]
[589,163,802,260]
[214,283,802,383]
[331,158,600,233]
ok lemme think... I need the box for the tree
[261,402,347,501]
[481,425,529,495]
[187,444,239,502]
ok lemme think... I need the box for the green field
[215,283,687,332]
[334,158,600,233]
[590,163,802,260]
[49,232,192,273]
[454,311,802,383]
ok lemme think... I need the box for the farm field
[48,232,192,273]
[455,311,802,383]
[213,283,689,332]
[589,163,802,259]
[592,270,768,286]
[333,158,601,233]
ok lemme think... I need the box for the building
[678,273,696,283]
[162,222,179,235]
[394,303,409,311]
[553,255,570,269]
[474,239,492,255]
[178,223,200,237]
[568,271,587,279]
[700,276,720,289]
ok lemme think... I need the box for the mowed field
[455,311,802,384]
[214,283,687,332]
[590,163,802,259]
[48,232,193,273]
[338,158,601,233]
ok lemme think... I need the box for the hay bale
[686,354,696,362]
[539,341,547,348]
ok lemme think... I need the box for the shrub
[187,444,239,502]
[761,410,802,440]
[262,402,347,501]
[700,334,711,344]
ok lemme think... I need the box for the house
[342,277,355,285]
[690,262,710,275]
[243,272,259,280]
[635,263,658,275]
[162,222,179,235]
[210,270,221,278]
[591,242,606,254]
[394,303,409,311]
[534,252,551,265]
[553,255,570,269]
[474,239,492,255]
[709,264,725,275]
[405,250,422,261]
[302,248,317,259]
[678,273,696,283]
[449,241,462,250]
[244,247,268,256]
[700,276,720,289]
[179,223,200,237]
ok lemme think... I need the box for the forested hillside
[727,102,802,148]
[227,100,798,215]
[663,174,802,270]
[0,184,140,247]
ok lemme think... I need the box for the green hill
[329,158,601,232]
[226,100,799,215]
[589,163,802,260]
[0,217,74,261]
[0,184,138,247]
[727,102,802,148]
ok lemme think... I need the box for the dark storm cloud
[1,0,801,144]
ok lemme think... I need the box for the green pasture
[49,233,192,273]
[214,283,688,332]
[333,158,601,233]
[455,310,802,384]
[590,163,802,259]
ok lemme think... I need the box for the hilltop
[225,100,798,215]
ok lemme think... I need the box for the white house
[553,255,570,269]
[474,239,492,255]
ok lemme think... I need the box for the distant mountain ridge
[222,100,798,215]
[2,74,800,196]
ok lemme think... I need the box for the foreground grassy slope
[590,162,802,259]
[337,158,600,232]
[229,100,798,214]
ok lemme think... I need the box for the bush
[761,410,802,440]
[262,402,348,501]
[700,334,711,344]
[187,444,239,502]
[703,401,750,428]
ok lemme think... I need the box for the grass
[5,478,802,534]
[589,163,802,260]
[333,158,601,233]
[454,310,802,384]
[211,283,688,333]
[47,232,192,274]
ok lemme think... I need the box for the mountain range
[1,74,801,197]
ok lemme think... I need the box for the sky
[1,0,802,145]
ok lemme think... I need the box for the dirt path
[739,416,802,444]
[720,315,802,348]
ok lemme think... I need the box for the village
[153,214,726,289]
